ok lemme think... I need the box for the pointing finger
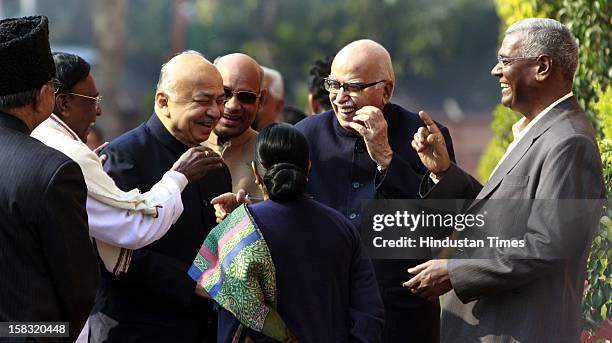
[418,110,441,134]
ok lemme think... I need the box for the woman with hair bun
[189,123,384,342]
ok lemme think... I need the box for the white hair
[262,66,284,100]
[156,50,205,95]
[506,18,578,81]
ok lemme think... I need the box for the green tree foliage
[476,105,521,181]
[478,0,610,178]
[479,0,611,333]
[187,0,499,109]
[584,84,612,333]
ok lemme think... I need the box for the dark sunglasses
[223,86,260,104]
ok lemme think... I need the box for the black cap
[0,16,55,96]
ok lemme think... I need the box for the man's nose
[207,104,222,120]
[491,63,502,77]
[333,88,350,103]
[224,95,241,113]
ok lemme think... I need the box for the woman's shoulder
[250,198,359,236]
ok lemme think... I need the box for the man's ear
[155,91,170,117]
[32,85,48,112]
[382,81,394,104]
[257,89,268,113]
[55,94,70,117]
[535,55,552,82]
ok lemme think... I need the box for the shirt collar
[511,92,573,142]
[0,110,30,134]
[146,113,190,156]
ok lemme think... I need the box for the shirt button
[349,213,357,220]
[355,144,365,153]
[352,182,360,189]
[202,200,208,207]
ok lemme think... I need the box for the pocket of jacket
[500,175,529,188]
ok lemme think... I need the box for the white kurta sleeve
[86,170,188,249]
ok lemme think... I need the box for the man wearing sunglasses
[205,53,266,202]
[295,39,455,343]
[31,51,231,340]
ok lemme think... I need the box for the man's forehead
[330,61,376,82]
[499,32,525,54]
[72,73,98,93]
[218,64,260,91]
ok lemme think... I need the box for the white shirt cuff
[163,170,189,192]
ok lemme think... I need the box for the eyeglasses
[67,92,103,106]
[223,87,260,104]
[497,55,539,66]
[47,78,61,94]
[323,78,386,94]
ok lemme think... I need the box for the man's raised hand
[411,111,450,179]
[348,105,393,169]
[210,189,250,223]
[171,146,223,182]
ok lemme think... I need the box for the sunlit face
[491,32,539,114]
[215,62,261,140]
[165,66,225,147]
[328,57,388,132]
[62,73,101,142]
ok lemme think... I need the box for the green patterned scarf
[189,204,294,342]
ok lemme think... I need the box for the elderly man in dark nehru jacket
[89,50,231,343]
[295,39,455,343]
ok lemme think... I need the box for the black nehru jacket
[90,114,232,342]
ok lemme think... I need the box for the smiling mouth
[222,113,241,121]
[337,106,357,116]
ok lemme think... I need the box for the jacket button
[349,213,357,220]
[355,143,365,153]
[352,182,360,189]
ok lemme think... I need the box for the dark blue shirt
[218,197,384,343]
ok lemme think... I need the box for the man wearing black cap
[0,16,98,341]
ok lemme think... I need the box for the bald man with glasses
[295,39,455,343]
